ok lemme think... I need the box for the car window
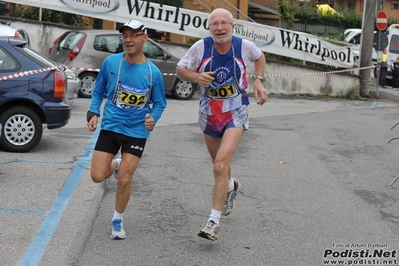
[389,34,399,54]
[93,35,123,53]
[15,46,55,68]
[59,32,85,49]
[143,41,164,60]
[352,33,361,44]
[0,48,17,71]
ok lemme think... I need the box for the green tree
[10,4,89,27]
[275,2,363,30]
[277,0,296,28]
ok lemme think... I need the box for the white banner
[7,0,354,68]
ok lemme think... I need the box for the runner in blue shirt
[87,20,167,239]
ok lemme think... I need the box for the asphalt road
[2,91,399,266]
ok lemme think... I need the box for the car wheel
[0,106,43,152]
[171,79,196,100]
[79,72,98,98]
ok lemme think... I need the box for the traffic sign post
[375,10,388,95]
[373,32,388,51]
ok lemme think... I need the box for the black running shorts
[94,130,147,158]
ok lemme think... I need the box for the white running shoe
[198,220,219,241]
[222,179,241,216]
[111,219,126,239]
[113,158,121,180]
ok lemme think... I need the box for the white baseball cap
[119,20,147,34]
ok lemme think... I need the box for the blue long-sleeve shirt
[90,53,167,139]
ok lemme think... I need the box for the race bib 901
[207,84,238,99]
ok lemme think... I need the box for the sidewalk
[369,75,399,103]
[371,86,399,103]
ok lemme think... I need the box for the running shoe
[198,220,219,241]
[222,179,241,216]
[113,158,121,180]
[111,219,126,239]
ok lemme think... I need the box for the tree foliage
[291,4,361,28]
[276,1,386,30]
[277,0,296,27]
[10,4,90,27]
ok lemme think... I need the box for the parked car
[0,21,82,99]
[0,23,31,46]
[0,26,80,100]
[48,29,196,100]
[0,37,72,152]
[344,28,362,44]
[0,21,82,100]
[50,62,81,100]
[64,68,80,100]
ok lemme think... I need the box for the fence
[281,22,345,35]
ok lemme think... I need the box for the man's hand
[198,71,214,87]
[145,113,154,130]
[253,79,268,106]
[87,116,98,132]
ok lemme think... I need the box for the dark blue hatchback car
[0,37,72,152]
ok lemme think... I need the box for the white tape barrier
[0,65,375,82]
[264,65,375,77]
[0,66,58,81]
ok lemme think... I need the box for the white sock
[208,209,221,225]
[228,177,235,192]
[112,210,123,221]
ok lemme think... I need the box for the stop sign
[376,10,388,31]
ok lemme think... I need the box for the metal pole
[376,31,381,96]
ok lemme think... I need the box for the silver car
[0,23,30,46]
[64,68,81,100]
[48,29,196,100]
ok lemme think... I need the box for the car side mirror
[165,54,171,60]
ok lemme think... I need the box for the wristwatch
[253,75,264,81]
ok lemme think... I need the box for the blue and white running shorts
[198,105,249,139]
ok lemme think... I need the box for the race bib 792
[118,91,147,106]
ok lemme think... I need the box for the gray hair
[208,8,234,26]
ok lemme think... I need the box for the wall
[159,43,360,96]
[2,17,360,96]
